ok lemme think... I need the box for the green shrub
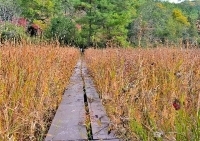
[45,16,77,46]
[0,22,27,44]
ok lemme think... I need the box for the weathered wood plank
[45,60,87,141]
[82,62,119,141]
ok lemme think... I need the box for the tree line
[0,0,199,48]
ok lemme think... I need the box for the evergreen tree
[76,0,135,47]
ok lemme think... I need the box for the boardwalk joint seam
[81,59,93,140]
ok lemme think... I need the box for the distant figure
[80,47,85,54]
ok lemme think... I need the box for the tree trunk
[138,29,142,47]
[88,0,92,47]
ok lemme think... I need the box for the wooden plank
[45,60,87,141]
[82,62,119,141]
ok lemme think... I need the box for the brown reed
[85,47,200,140]
[0,44,79,140]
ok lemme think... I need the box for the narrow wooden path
[45,59,119,141]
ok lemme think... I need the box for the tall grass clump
[85,47,200,141]
[0,45,79,140]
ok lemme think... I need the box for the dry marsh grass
[0,45,79,140]
[85,48,200,141]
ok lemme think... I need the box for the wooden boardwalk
[45,60,119,141]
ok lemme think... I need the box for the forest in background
[0,0,200,48]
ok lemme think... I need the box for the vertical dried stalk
[197,93,200,117]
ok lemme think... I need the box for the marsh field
[85,47,200,140]
[0,44,80,140]
[0,45,199,141]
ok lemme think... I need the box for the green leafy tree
[129,1,195,47]
[45,16,77,45]
[75,0,135,47]
[59,0,81,18]
[172,8,190,26]
[177,0,200,42]
[129,1,171,47]
[18,0,59,21]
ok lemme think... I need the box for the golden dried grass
[0,44,79,140]
[85,47,200,140]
